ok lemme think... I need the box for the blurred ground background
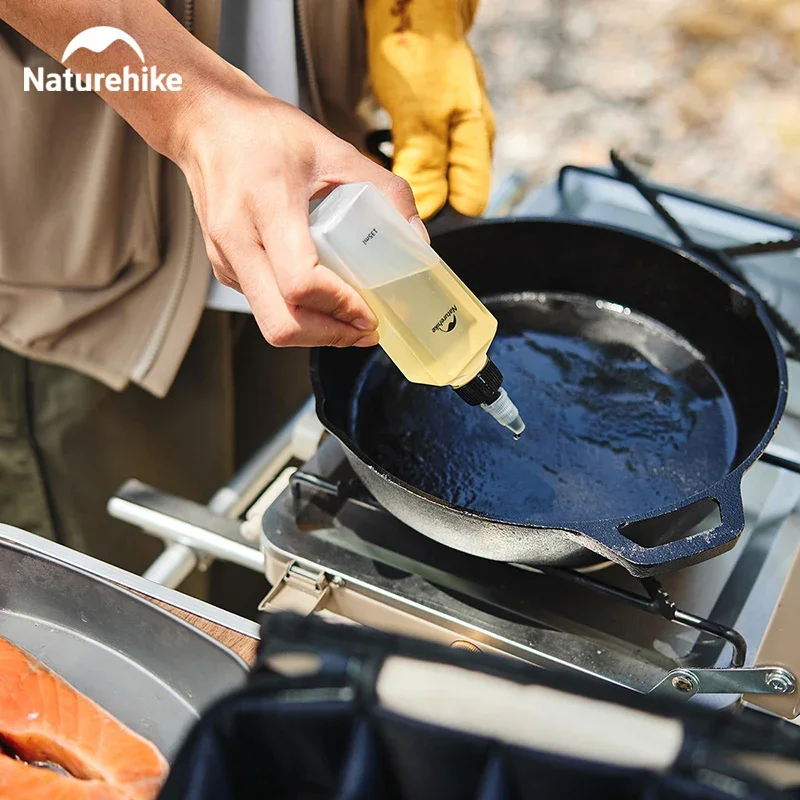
[470,0,800,216]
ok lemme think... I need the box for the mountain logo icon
[444,317,457,332]
[62,27,146,64]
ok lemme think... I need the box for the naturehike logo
[24,27,183,93]
[63,28,145,63]
[432,306,458,334]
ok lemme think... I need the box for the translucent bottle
[309,183,525,437]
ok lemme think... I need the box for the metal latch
[258,561,341,616]
[651,667,797,699]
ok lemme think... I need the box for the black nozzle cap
[454,358,503,406]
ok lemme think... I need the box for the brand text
[432,306,458,333]
[24,66,182,93]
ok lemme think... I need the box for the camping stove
[258,421,800,715]
[111,163,800,718]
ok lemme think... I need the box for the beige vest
[0,0,367,397]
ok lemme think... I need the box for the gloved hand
[365,0,495,220]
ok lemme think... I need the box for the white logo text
[24,27,182,93]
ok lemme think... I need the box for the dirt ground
[471,0,800,216]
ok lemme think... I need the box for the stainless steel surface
[109,481,264,573]
[652,667,797,699]
[144,543,197,586]
[118,398,317,587]
[0,524,249,760]
[0,524,260,640]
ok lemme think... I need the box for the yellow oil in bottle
[360,259,498,387]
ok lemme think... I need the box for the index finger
[257,199,379,331]
[237,240,380,348]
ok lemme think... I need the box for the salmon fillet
[0,753,123,799]
[0,636,168,800]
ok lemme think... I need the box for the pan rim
[311,217,788,532]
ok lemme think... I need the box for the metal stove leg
[143,543,196,587]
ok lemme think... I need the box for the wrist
[166,63,265,168]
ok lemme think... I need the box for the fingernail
[352,318,377,331]
[355,333,380,348]
[409,215,431,244]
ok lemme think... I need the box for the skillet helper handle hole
[581,477,746,577]
[619,499,722,549]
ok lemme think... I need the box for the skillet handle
[575,475,746,578]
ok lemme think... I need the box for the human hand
[365,0,495,220]
[175,84,428,348]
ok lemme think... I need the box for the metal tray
[0,525,249,760]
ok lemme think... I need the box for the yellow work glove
[365,0,495,220]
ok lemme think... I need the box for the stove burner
[289,469,747,668]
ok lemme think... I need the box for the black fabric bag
[160,613,800,800]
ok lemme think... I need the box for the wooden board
[129,590,259,667]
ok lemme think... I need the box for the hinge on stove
[651,667,797,700]
[258,561,341,616]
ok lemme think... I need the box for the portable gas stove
[110,161,800,719]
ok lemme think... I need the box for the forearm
[0,0,256,162]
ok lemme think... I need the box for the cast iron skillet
[311,219,787,577]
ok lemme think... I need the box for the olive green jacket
[0,0,367,397]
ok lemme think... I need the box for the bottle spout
[481,388,526,438]
[452,358,526,438]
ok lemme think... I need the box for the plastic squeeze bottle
[309,183,525,437]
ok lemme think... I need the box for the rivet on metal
[765,669,796,695]
[671,672,698,694]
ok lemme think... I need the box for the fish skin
[0,637,168,800]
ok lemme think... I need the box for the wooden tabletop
[131,589,260,666]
